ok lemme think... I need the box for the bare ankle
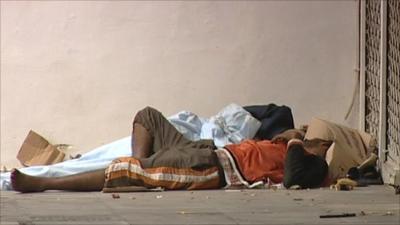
[11,169,46,193]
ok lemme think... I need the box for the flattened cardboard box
[17,130,65,166]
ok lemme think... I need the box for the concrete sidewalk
[1,185,399,225]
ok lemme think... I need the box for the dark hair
[283,144,328,189]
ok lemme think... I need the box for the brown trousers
[133,107,222,175]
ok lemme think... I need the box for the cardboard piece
[17,130,65,167]
[305,118,376,182]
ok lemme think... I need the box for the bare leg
[131,123,153,158]
[11,169,105,193]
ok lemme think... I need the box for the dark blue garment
[244,104,294,140]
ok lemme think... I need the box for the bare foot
[11,169,45,193]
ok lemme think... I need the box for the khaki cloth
[305,118,376,181]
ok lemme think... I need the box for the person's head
[283,142,329,189]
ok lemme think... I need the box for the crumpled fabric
[199,103,261,147]
[168,111,205,142]
[170,103,261,147]
[243,104,294,140]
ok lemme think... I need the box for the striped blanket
[104,157,221,190]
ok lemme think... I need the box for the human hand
[271,129,305,144]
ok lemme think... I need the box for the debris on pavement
[112,193,120,199]
[331,178,357,191]
[319,213,356,218]
[156,195,163,199]
[384,211,393,216]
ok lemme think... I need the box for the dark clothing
[244,104,294,140]
[283,143,328,189]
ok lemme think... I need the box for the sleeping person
[1,103,294,191]
[11,107,328,193]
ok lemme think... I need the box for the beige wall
[1,1,358,167]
